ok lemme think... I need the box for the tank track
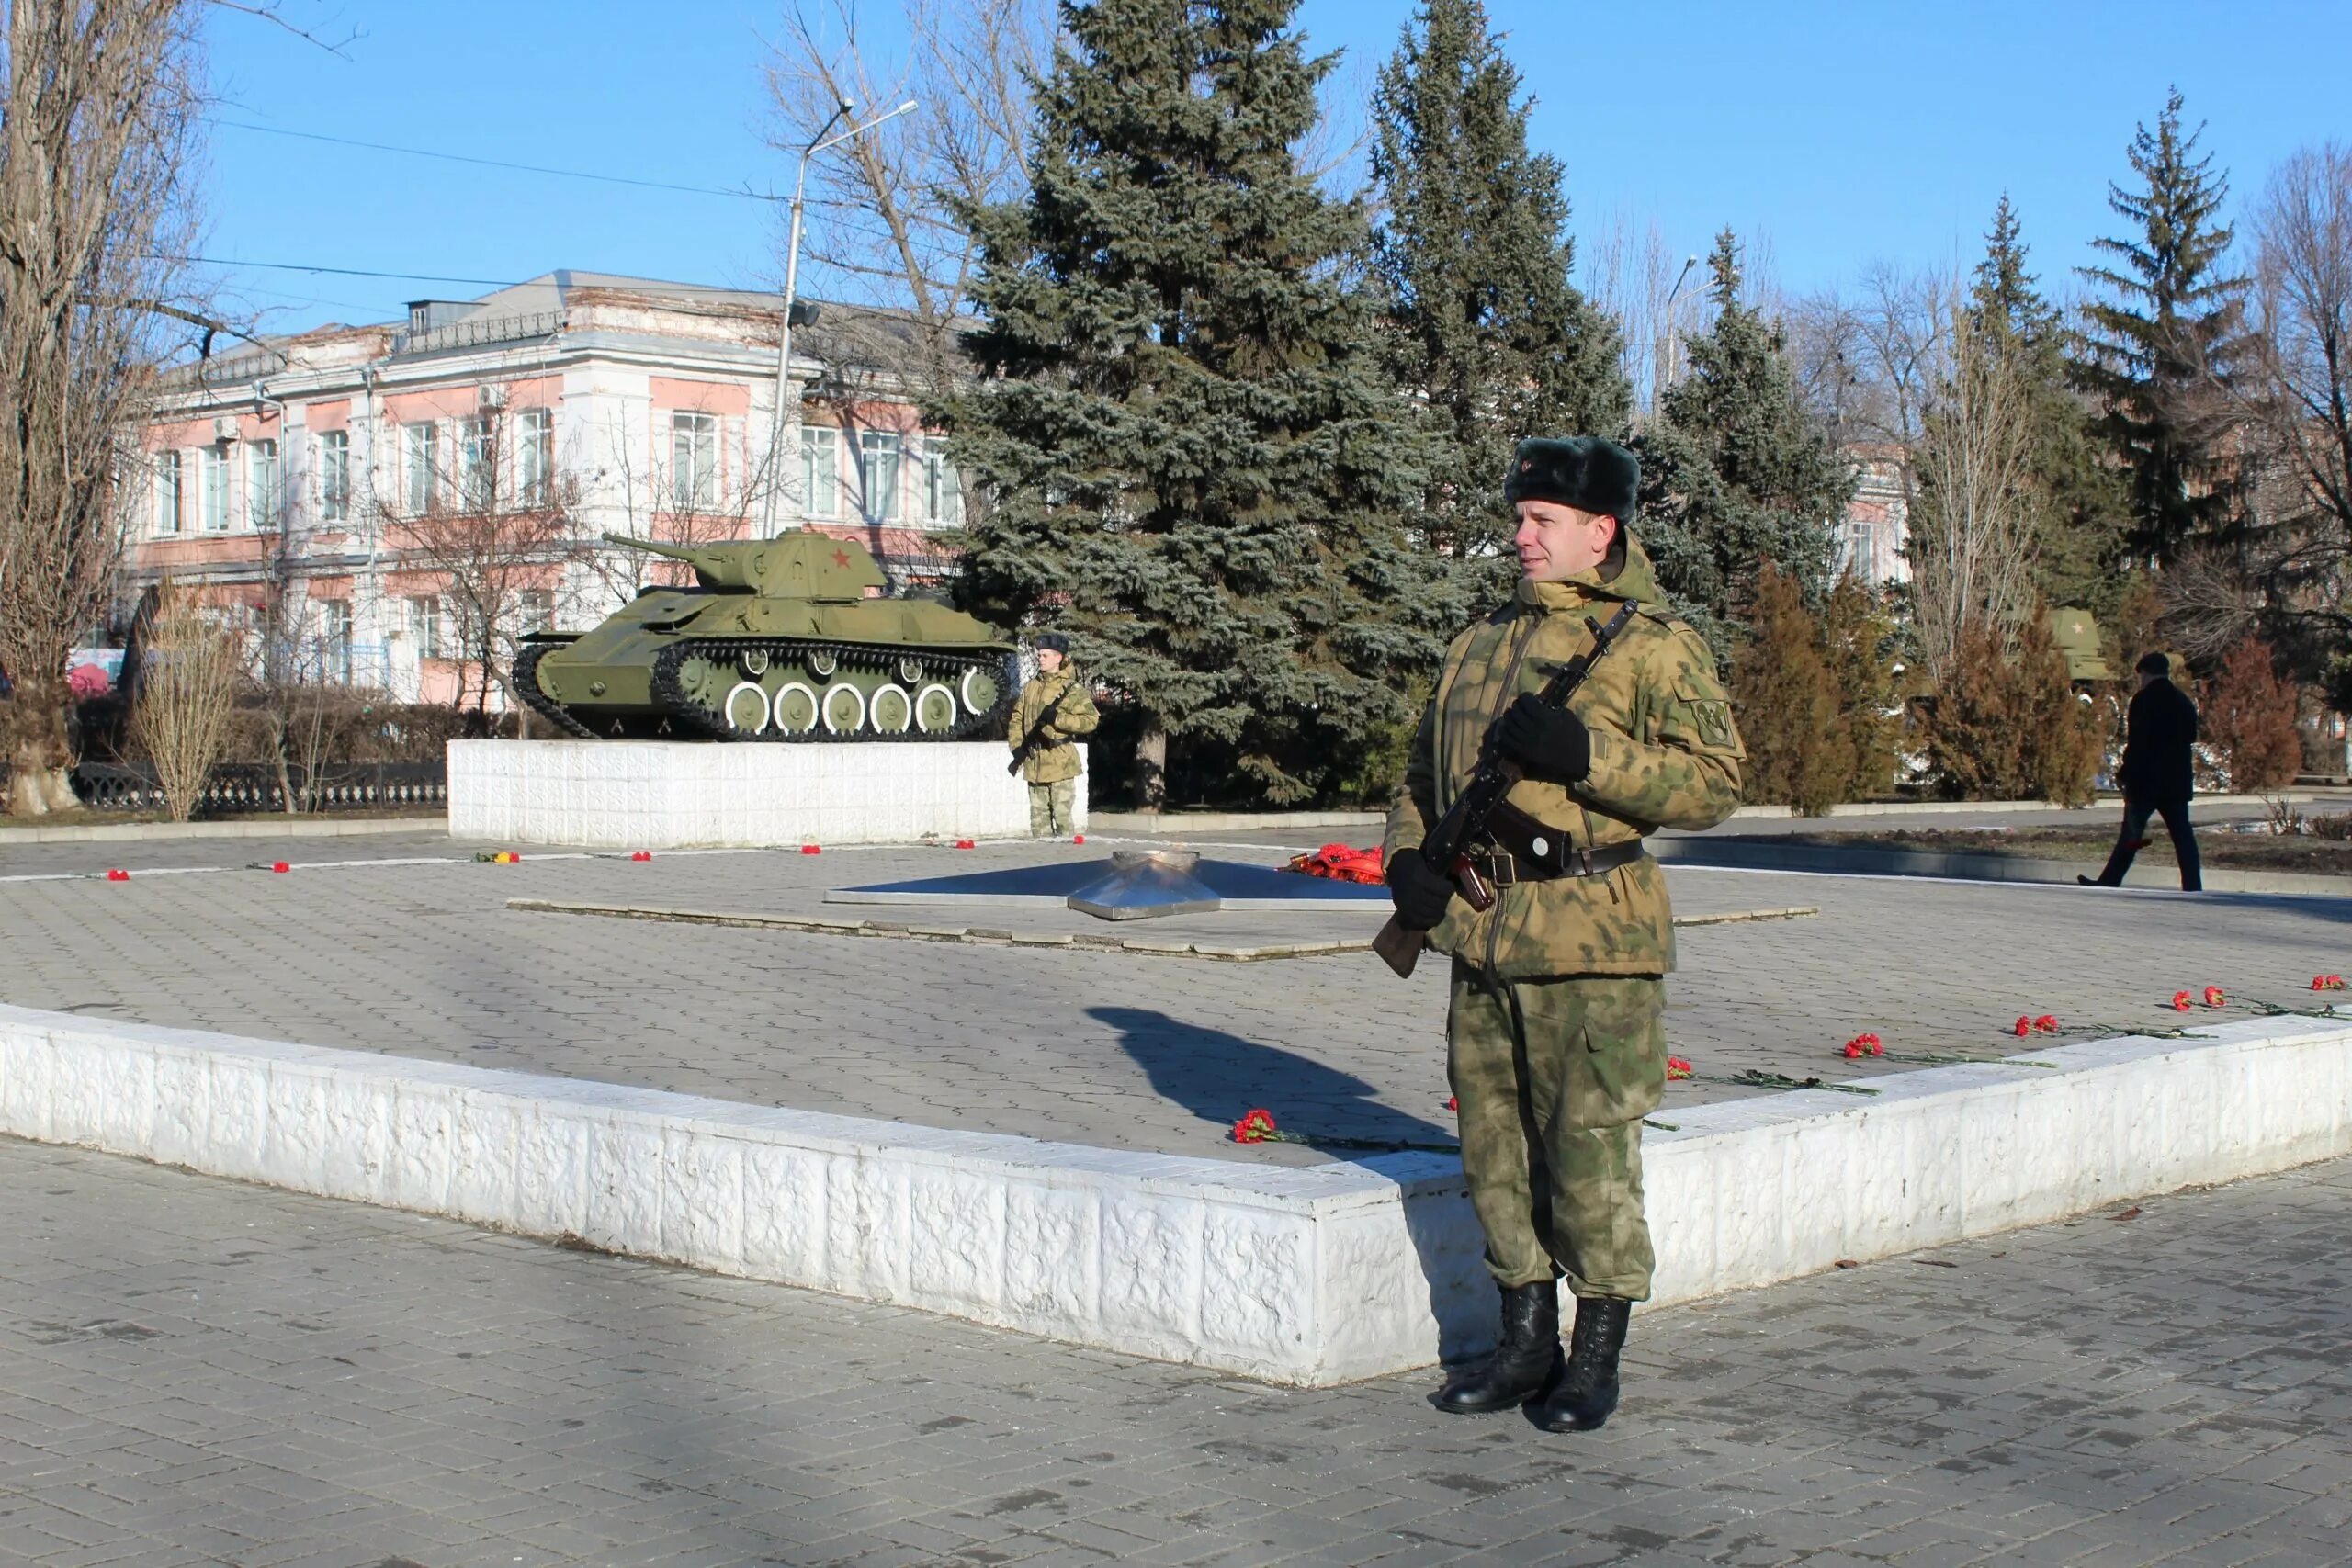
[649,638,1016,743]
[511,641,600,739]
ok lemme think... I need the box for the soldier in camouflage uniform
[1385,436,1745,1431]
[1009,634,1099,837]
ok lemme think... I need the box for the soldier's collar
[1514,574,1617,614]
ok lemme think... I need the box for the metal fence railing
[59,761,447,816]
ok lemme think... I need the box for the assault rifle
[1372,600,1638,979]
[1006,695,1070,776]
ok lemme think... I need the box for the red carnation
[1666,1056,1693,1080]
[2202,986,2225,1008]
[1231,1109,1278,1145]
[1444,1096,1458,1112]
[2032,1015,2058,1034]
[2013,1016,2032,1037]
[2171,991,2193,1011]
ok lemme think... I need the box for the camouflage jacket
[1383,535,1745,978]
[1009,669,1100,784]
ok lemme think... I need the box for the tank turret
[601,531,888,600]
[2045,606,2114,683]
[514,530,1013,741]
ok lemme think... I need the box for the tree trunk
[3,675,79,816]
[1136,718,1167,814]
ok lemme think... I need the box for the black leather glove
[1385,848,1456,929]
[1496,694,1591,784]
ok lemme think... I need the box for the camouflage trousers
[1446,962,1667,1300]
[1028,778,1077,837]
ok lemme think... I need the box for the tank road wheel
[959,664,1001,716]
[723,681,773,735]
[820,682,867,735]
[809,648,839,677]
[913,683,958,734]
[870,683,913,735]
[771,681,820,736]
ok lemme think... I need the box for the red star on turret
[831,549,851,568]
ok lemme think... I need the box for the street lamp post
[760,96,921,537]
[1654,254,1699,412]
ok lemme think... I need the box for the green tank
[2045,606,2115,683]
[514,531,1015,740]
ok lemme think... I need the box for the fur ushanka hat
[1502,435,1640,522]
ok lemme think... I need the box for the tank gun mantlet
[600,528,888,599]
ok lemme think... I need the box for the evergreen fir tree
[1966,196,2130,614]
[2074,87,2253,564]
[1368,0,1628,594]
[1635,230,1854,655]
[940,0,1450,807]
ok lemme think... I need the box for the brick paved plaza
[4,826,2350,1564]
[3,1134,2347,1566]
[0,828,2346,1163]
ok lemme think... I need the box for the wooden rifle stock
[1373,600,1637,980]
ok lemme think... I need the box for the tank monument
[446,529,1080,848]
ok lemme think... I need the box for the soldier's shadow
[1088,1005,1493,1364]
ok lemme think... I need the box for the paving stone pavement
[3,831,2349,1168]
[2,1134,2347,1566]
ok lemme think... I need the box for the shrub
[1729,564,1851,817]
[1919,615,2099,804]
[2199,637,2301,792]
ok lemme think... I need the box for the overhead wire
[209,118,783,203]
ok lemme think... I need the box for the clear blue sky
[199,1,2351,335]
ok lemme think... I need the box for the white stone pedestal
[447,739,1085,849]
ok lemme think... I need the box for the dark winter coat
[2118,679,2198,802]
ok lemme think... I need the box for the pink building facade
[133,273,965,707]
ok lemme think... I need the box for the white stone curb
[2,1003,2346,1384]
[447,739,1086,850]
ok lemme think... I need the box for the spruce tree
[1635,230,1854,655]
[1967,196,2130,613]
[941,0,1449,807]
[1368,0,1628,594]
[2074,88,2253,564]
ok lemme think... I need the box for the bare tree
[764,0,1053,397]
[364,403,585,723]
[1908,288,2043,682]
[129,577,242,821]
[2233,144,2352,659]
[582,400,765,610]
[0,0,206,814]
[1582,212,1697,418]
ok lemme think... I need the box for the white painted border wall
[1,1004,2346,1384]
[447,739,1084,849]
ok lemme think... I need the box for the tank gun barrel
[602,533,700,562]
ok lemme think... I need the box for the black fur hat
[1503,436,1640,522]
[1035,632,1069,655]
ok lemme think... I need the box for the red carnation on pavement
[1841,1032,1883,1060]
[1666,1056,1693,1080]
[2315,975,2347,991]
[2202,986,2225,1008]
[2014,1016,2032,1037]
[2032,1015,2058,1034]
[1231,1109,1278,1145]
[2171,990,2193,1011]
[1444,1096,1458,1112]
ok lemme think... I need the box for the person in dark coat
[2083,651,2202,891]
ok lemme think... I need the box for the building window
[858,431,901,522]
[410,595,443,660]
[403,422,437,515]
[155,450,183,535]
[200,445,230,531]
[518,409,553,508]
[672,412,718,511]
[800,425,838,519]
[458,416,494,511]
[921,442,963,527]
[321,599,353,683]
[317,430,350,523]
[520,588,555,633]
[247,439,280,529]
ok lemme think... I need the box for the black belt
[1464,836,1646,887]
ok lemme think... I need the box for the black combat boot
[1436,1280,1562,1414]
[1531,1295,1632,1431]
